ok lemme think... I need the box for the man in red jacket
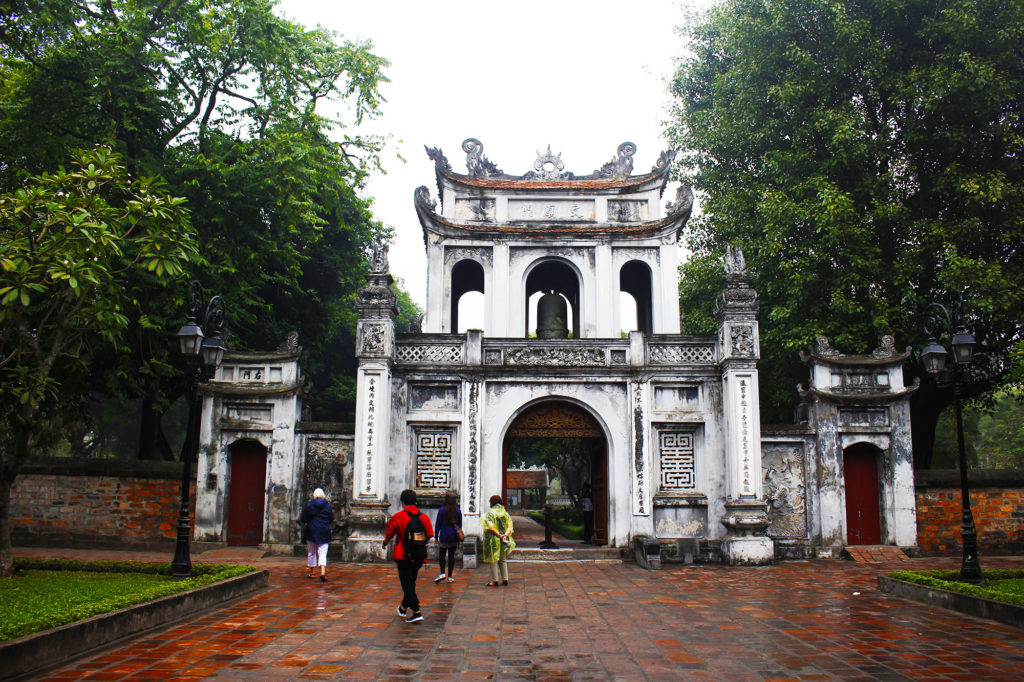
[383,489,434,623]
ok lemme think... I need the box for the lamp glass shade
[951,329,975,365]
[201,333,227,368]
[176,320,204,356]
[921,340,948,374]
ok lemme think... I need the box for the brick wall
[916,470,1024,555]
[10,459,195,549]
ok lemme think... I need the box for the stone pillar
[349,238,397,561]
[716,246,773,565]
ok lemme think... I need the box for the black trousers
[438,545,456,575]
[396,559,423,612]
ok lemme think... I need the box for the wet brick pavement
[15,538,1024,681]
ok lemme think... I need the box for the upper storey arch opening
[524,258,581,338]
[620,260,653,334]
[451,259,484,333]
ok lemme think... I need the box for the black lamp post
[922,301,982,584]
[171,281,226,579]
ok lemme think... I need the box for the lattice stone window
[414,427,454,489]
[659,429,696,491]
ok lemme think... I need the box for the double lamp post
[171,281,227,579]
[921,301,982,584]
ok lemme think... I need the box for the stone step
[509,547,627,562]
[843,545,911,563]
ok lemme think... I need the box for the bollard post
[539,504,559,549]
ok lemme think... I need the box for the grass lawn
[1,559,256,642]
[889,568,1024,606]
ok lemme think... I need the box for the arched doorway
[226,439,268,546]
[503,401,608,545]
[843,443,882,545]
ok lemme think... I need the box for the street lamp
[171,281,226,578]
[922,301,982,584]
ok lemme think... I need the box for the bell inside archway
[537,291,569,339]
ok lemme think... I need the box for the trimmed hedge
[888,569,1024,607]
[2,558,256,642]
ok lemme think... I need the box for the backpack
[402,509,428,561]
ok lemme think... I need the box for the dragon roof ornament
[423,139,676,182]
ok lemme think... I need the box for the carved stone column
[716,247,773,565]
[349,239,397,561]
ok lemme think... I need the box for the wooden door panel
[844,446,881,545]
[227,444,267,546]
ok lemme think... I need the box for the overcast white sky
[275,0,715,308]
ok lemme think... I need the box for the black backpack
[402,509,428,561]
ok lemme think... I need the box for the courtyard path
[15,546,1024,680]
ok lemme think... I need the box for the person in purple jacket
[432,493,463,583]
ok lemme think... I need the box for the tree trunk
[0,423,30,577]
[0,471,14,578]
[137,396,174,461]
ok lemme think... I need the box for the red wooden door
[227,443,267,546]
[844,445,881,545]
[592,442,608,545]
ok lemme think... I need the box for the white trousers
[307,541,328,567]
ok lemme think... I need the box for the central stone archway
[503,401,608,545]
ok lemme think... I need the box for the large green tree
[0,147,196,575]
[0,0,411,456]
[667,0,1024,466]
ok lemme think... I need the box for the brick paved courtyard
[16,543,1024,681]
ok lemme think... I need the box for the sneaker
[396,605,408,618]
[433,573,446,583]
[405,611,424,623]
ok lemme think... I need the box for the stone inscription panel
[454,198,496,222]
[607,199,649,222]
[409,382,460,411]
[653,386,700,412]
[508,199,595,222]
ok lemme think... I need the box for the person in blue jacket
[433,493,463,583]
[300,488,334,582]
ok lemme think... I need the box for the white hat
[313,488,326,499]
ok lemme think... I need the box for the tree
[0,147,196,575]
[667,0,1024,465]
[0,0,408,451]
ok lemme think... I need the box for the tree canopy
[667,0,1024,465]
[0,0,417,458]
[0,146,196,574]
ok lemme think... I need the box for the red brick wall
[916,471,1024,555]
[10,459,195,548]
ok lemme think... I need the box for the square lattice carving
[414,427,454,489]
[659,430,696,490]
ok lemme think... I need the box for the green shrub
[889,569,1024,607]
[1,559,257,642]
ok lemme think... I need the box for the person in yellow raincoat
[482,494,515,586]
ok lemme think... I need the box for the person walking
[580,483,594,545]
[300,488,333,582]
[433,493,463,584]
[482,494,515,586]
[383,489,434,623]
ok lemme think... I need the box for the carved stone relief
[730,325,755,356]
[762,442,808,538]
[303,438,353,540]
[504,347,605,366]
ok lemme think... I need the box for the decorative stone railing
[394,336,465,365]
[646,341,716,365]
[394,334,719,368]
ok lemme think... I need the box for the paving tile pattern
[19,547,1024,681]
